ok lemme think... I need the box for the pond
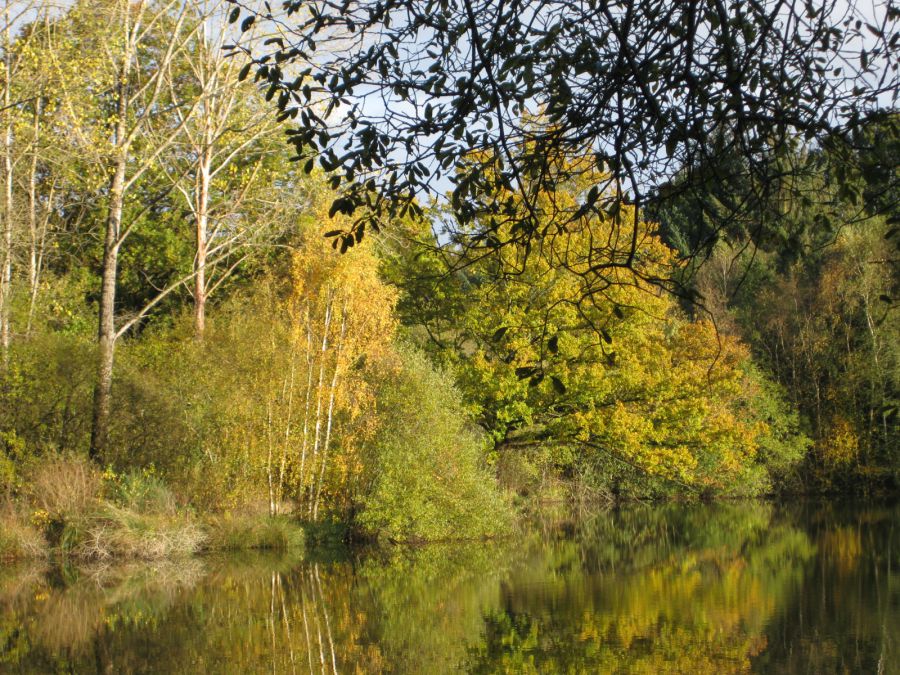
[1,501,897,673]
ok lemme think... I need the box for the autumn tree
[384,166,807,497]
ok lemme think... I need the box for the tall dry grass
[74,504,205,560]
[0,505,47,559]
[26,454,101,520]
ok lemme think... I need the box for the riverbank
[0,458,309,562]
[0,505,307,562]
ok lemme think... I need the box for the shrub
[108,469,179,515]
[356,346,512,542]
[0,333,95,457]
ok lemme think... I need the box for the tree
[655,136,899,492]
[0,0,42,357]
[165,0,286,336]
[384,168,807,497]
[229,0,898,295]
[23,0,218,459]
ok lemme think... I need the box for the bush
[355,347,512,542]
[108,468,179,515]
[0,334,96,458]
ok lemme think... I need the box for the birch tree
[73,0,203,458]
[167,0,283,336]
[0,1,38,357]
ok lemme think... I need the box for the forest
[0,0,897,561]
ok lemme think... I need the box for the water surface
[1,501,897,673]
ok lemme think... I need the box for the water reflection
[0,502,896,673]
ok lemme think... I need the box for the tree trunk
[194,151,210,336]
[25,96,41,334]
[298,303,314,497]
[276,345,297,513]
[90,151,126,460]
[313,305,346,522]
[90,6,133,460]
[307,293,333,516]
[1,8,12,358]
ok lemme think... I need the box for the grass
[3,507,306,561]
[203,514,305,552]
[0,507,47,560]
[69,503,206,560]
[3,457,305,561]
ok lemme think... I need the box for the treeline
[0,0,896,559]
[654,120,899,493]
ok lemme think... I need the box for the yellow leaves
[820,416,859,468]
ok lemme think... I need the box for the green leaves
[228,0,896,282]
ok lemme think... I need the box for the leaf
[550,376,566,395]
[491,326,508,342]
[238,63,252,82]
[241,16,255,32]
[515,366,535,380]
[601,329,612,344]
[547,335,559,354]
[613,305,625,319]
[323,230,343,237]
[879,294,892,303]
[529,373,544,387]
[228,7,240,23]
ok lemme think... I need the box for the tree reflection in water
[0,502,896,673]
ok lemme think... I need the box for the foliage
[232,0,897,278]
[355,346,513,541]
[655,134,899,493]
[385,170,808,498]
[0,334,96,461]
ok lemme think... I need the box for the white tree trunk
[307,293,333,516]
[313,305,346,522]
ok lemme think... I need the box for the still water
[1,501,897,673]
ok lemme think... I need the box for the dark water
[0,501,897,674]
